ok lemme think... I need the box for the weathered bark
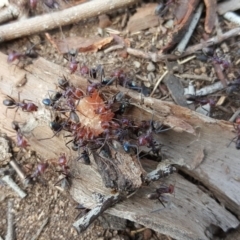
[0,52,239,239]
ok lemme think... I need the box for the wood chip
[127,3,159,33]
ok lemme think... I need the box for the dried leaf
[79,37,113,53]
[127,3,159,32]
[51,36,113,54]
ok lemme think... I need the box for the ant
[58,76,84,100]
[54,153,72,189]
[42,91,62,107]
[29,162,49,184]
[3,93,38,115]
[7,44,39,64]
[185,94,216,107]
[75,149,91,165]
[185,94,216,115]
[12,121,30,149]
[147,184,175,208]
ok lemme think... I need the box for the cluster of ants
[3,61,175,207]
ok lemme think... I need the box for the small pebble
[147,62,155,72]
[194,68,201,75]
[133,61,141,68]
[200,66,206,73]
[143,228,152,240]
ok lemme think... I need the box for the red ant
[185,94,216,107]
[58,76,84,100]
[30,162,49,179]
[3,93,38,115]
[54,153,72,188]
[7,44,39,64]
[12,121,30,149]
[147,184,175,208]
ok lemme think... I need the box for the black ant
[7,44,39,64]
[75,149,91,165]
[3,93,38,115]
[147,184,175,208]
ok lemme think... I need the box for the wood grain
[0,52,239,239]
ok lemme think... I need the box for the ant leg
[227,136,237,148]
[37,124,64,141]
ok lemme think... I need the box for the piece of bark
[217,0,240,15]
[0,52,239,238]
[161,0,200,52]
[47,35,113,54]
[127,3,159,32]
[203,0,217,33]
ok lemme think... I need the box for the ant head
[58,76,69,89]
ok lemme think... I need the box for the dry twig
[31,217,49,240]
[73,194,124,233]
[2,175,27,198]
[5,199,15,240]
[0,0,137,43]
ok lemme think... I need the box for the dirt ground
[0,0,240,239]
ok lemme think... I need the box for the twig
[2,175,27,198]
[31,217,49,240]
[0,4,19,24]
[9,159,26,181]
[217,0,240,15]
[175,3,203,55]
[223,12,240,25]
[183,27,240,56]
[145,160,176,182]
[196,81,225,96]
[176,73,212,82]
[229,108,240,122]
[5,199,15,240]
[73,194,124,233]
[104,44,124,54]
[0,0,137,43]
[150,70,168,97]
[126,27,240,63]
[177,55,196,65]
[212,61,228,87]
